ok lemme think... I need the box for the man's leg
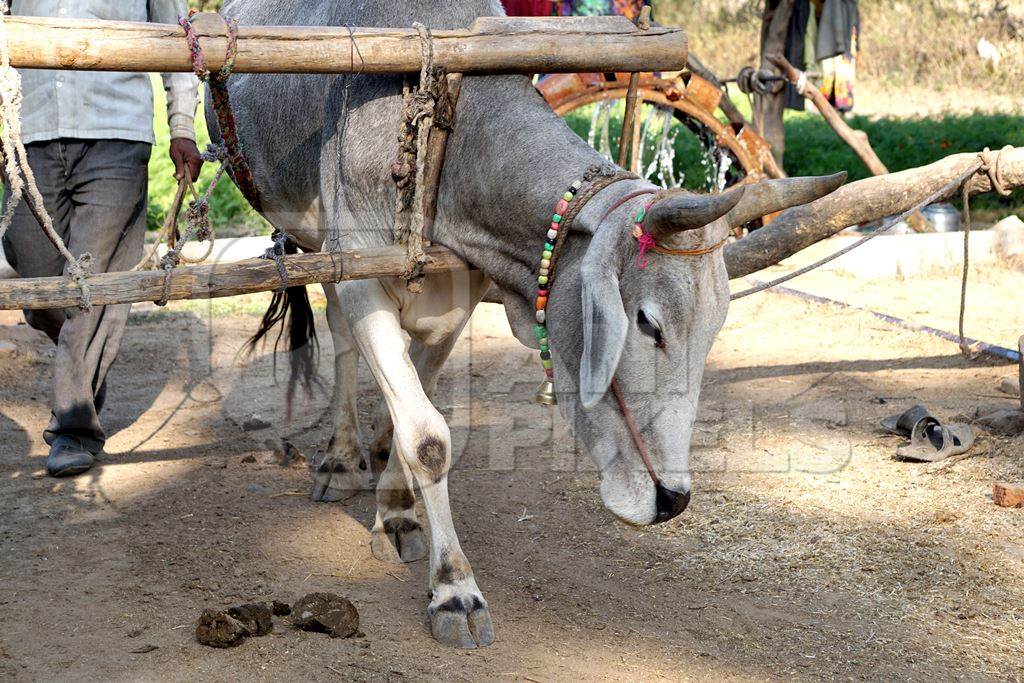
[1,142,74,342]
[44,140,151,476]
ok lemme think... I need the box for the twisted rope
[153,145,230,306]
[179,12,262,213]
[261,230,292,293]
[0,1,93,309]
[390,22,454,292]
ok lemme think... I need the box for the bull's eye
[637,309,665,349]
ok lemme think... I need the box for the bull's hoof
[371,516,426,564]
[427,589,495,649]
[309,451,371,503]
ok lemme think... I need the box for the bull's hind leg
[370,441,424,563]
[367,398,394,477]
[310,284,371,502]
[340,279,494,649]
[370,336,461,563]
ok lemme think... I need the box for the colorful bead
[635,206,647,222]
[533,174,591,397]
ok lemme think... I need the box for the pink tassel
[636,231,656,269]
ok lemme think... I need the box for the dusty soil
[752,262,1024,351]
[1,272,1022,682]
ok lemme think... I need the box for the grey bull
[217,0,846,649]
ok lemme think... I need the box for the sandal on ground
[895,417,975,463]
[880,404,934,437]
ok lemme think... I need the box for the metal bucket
[922,203,963,232]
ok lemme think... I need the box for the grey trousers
[2,139,151,453]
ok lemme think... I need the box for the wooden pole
[767,53,931,232]
[2,147,1022,310]
[616,4,652,170]
[725,146,1024,279]
[421,73,463,243]
[1019,335,1024,412]
[0,246,470,311]
[768,54,887,175]
[3,14,689,75]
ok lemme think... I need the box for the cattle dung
[291,592,359,639]
[195,602,274,648]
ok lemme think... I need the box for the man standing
[3,1,202,477]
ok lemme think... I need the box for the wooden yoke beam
[4,14,689,75]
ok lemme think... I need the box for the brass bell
[535,379,557,406]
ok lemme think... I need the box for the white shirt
[10,0,199,144]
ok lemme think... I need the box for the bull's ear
[579,229,629,409]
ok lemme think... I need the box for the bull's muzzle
[653,483,691,523]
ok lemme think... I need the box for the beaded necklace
[531,178,582,404]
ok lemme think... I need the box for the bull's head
[538,173,846,525]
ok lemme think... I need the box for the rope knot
[186,198,212,243]
[978,145,1014,197]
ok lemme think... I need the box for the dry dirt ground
[1,270,1022,682]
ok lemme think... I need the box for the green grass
[782,109,1024,217]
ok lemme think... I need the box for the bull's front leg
[310,284,371,502]
[370,338,456,564]
[340,280,494,649]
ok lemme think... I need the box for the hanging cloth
[784,0,813,111]
[817,0,859,113]
[501,0,555,16]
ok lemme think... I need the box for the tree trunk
[754,0,794,170]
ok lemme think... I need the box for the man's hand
[169,138,204,182]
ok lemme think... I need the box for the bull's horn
[725,172,847,228]
[645,185,746,241]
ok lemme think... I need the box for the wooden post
[617,4,652,170]
[767,53,932,232]
[754,0,794,169]
[1019,335,1024,412]
[2,14,689,76]
[421,73,464,243]
[768,54,886,174]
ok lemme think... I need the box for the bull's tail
[243,238,320,417]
